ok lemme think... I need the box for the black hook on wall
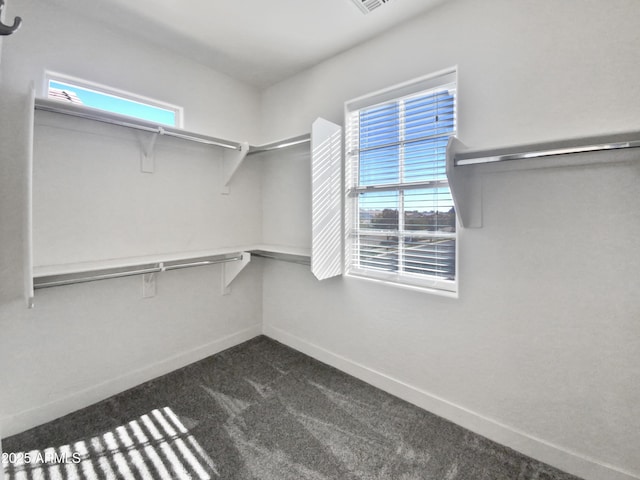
[0,0,22,36]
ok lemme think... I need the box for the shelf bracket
[222,251,251,295]
[140,127,163,173]
[222,141,249,194]
[446,136,483,228]
[142,272,157,298]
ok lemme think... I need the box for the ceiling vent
[351,0,392,15]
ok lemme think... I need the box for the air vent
[351,0,392,14]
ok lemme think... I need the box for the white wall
[260,1,640,479]
[32,113,260,266]
[259,145,312,250]
[2,1,639,479]
[0,0,263,437]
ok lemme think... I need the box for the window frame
[344,68,458,295]
[44,71,184,128]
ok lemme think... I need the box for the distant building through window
[46,74,181,127]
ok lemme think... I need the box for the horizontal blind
[346,79,457,288]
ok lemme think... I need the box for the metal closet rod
[34,98,313,154]
[34,98,242,150]
[455,131,640,166]
[34,253,243,289]
[247,134,311,155]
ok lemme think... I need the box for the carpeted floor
[3,336,582,480]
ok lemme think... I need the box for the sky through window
[48,80,177,126]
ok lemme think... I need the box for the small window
[45,73,182,127]
[345,69,457,294]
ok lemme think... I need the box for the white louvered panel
[311,118,343,280]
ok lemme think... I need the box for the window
[45,73,182,127]
[345,70,457,293]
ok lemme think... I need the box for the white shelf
[33,246,255,278]
[33,244,311,290]
[249,244,311,258]
[35,98,242,150]
[249,244,311,266]
[446,132,640,229]
[28,101,317,301]
[34,98,312,191]
[35,98,313,157]
[452,131,640,166]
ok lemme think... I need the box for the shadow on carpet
[2,336,583,480]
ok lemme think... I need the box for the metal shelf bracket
[140,128,164,173]
[222,141,250,194]
[446,136,483,228]
[222,251,251,295]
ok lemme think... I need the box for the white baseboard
[263,324,639,480]
[1,324,262,439]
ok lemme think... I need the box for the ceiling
[51,0,447,89]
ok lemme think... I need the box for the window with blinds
[345,70,457,293]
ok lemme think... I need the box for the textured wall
[0,0,263,437]
[2,1,640,478]
[259,1,640,479]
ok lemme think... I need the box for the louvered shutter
[311,118,343,280]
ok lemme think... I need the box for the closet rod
[247,134,311,155]
[34,253,243,289]
[34,98,242,151]
[455,131,640,166]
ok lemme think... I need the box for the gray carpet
[3,336,582,480]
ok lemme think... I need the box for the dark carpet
[3,336,582,479]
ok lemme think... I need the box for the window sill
[345,272,459,298]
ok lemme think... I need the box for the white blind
[345,75,457,291]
